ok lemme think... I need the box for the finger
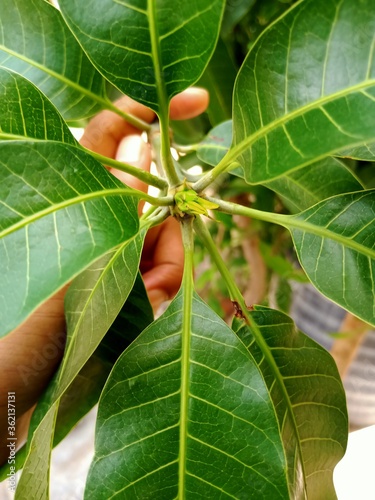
[169,87,209,121]
[80,95,155,158]
[141,217,184,311]
[110,134,151,194]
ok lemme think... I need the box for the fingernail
[116,135,145,165]
[184,86,208,96]
[147,289,169,312]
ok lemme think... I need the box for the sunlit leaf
[267,157,364,213]
[58,0,225,112]
[197,121,363,211]
[0,141,138,337]
[0,68,76,143]
[85,291,289,498]
[15,232,147,500]
[0,0,106,120]
[231,0,375,183]
[282,190,375,326]
[233,306,348,499]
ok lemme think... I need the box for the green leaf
[58,0,225,113]
[337,142,375,161]
[231,0,375,184]
[0,141,138,337]
[197,121,364,211]
[0,0,106,121]
[233,307,348,499]
[15,231,146,500]
[54,272,153,445]
[85,291,290,499]
[267,157,364,213]
[0,68,76,143]
[283,190,375,326]
[196,119,233,166]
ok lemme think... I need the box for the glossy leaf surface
[0,68,76,143]
[197,121,362,212]
[0,0,106,120]
[58,0,225,112]
[284,190,375,326]
[0,141,138,337]
[267,157,364,213]
[233,307,348,500]
[86,291,289,499]
[16,233,146,500]
[231,0,375,183]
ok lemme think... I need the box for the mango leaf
[197,121,363,211]
[231,0,375,184]
[0,0,106,120]
[337,142,375,161]
[0,68,76,143]
[196,119,232,166]
[0,141,138,337]
[232,307,348,499]
[54,273,153,440]
[282,190,375,326]
[267,157,364,213]
[58,0,225,113]
[15,231,147,500]
[85,290,290,499]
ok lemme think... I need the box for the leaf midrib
[226,78,375,174]
[0,187,140,239]
[0,44,108,111]
[56,230,144,395]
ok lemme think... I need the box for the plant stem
[193,216,244,304]
[208,196,288,226]
[148,0,180,187]
[1,188,172,240]
[159,112,181,187]
[84,148,167,189]
[104,99,152,132]
[192,154,234,193]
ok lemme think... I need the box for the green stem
[0,188,172,239]
[84,148,167,189]
[178,216,194,499]
[209,196,288,226]
[193,216,244,304]
[192,154,234,193]
[159,116,181,187]
[211,196,375,258]
[104,99,151,132]
[148,0,180,187]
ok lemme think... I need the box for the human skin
[0,88,209,465]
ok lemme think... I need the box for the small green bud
[174,180,219,217]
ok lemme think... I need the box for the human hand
[81,87,209,310]
[0,88,209,463]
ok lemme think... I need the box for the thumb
[110,134,151,194]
